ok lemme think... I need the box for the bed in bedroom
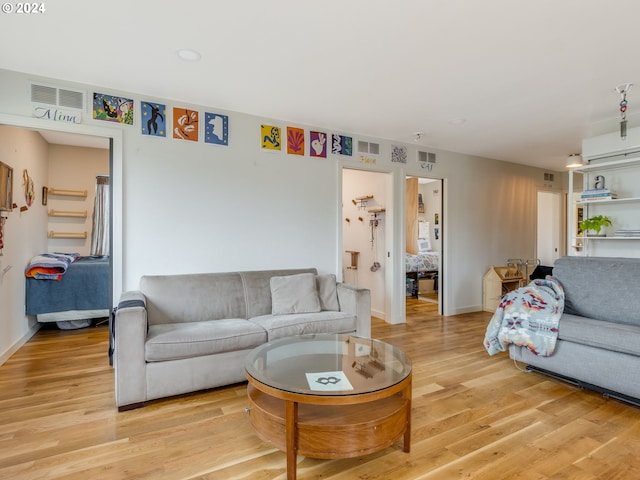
[405,251,439,298]
[25,255,111,328]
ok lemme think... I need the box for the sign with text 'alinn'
[33,106,82,124]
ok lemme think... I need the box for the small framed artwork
[42,186,48,206]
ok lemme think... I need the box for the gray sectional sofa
[113,268,371,410]
[510,256,640,404]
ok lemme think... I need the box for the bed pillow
[316,274,340,311]
[271,273,321,315]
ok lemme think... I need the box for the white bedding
[405,251,439,272]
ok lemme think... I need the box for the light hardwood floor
[1,300,639,479]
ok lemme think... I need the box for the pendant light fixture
[616,83,633,140]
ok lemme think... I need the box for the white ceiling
[3,0,640,171]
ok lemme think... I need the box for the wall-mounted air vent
[30,82,85,110]
[544,172,555,182]
[357,141,380,155]
[418,151,436,163]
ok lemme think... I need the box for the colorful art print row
[261,125,353,157]
[92,93,229,146]
[92,93,408,162]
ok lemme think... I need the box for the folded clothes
[25,252,80,281]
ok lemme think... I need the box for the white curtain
[90,175,109,256]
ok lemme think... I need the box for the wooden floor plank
[1,299,639,479]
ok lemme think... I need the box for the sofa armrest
[337,283,371,338]
[114,290,148,409]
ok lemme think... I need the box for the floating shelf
[368,208,386,213]
[49,188,88,198]
[353,195,374,208]
[345,250,359,270]
[48,209,88,218]
[48,231,87,239]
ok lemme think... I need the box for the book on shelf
[613,229,640,237]
[580,191,618,201]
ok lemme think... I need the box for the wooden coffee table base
[246,375,411,480]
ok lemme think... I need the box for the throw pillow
[316,274,340,311]
[271,273,321,315]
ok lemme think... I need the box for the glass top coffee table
[245,334,412,480]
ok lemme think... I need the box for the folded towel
[25,253,80,281]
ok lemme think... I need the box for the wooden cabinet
[569,156,640,258]
[482,266,524,313]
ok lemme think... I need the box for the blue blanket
[25,256,110,315]
[483,277,565,357]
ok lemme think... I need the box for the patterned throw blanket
[25,252,80,281]
[483,277,564,357]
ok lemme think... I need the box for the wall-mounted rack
[48,231,87,239]
[49,188,88,198]
[352,195,373,209]
[48,209,88,218]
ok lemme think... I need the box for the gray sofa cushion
[249,311,356,340]
[140,272,247,325]
[316,274,340,311]
[553,256,640,327]
[559,313,640,356]
[270,273,321,315]
[240,268,318,318]
[145,318,267,362]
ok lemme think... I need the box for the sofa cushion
[270,273,321,315]
[145,318,267,362]
[559,313,640,356]
[249,311,356,340]
[553,256,640,327]
[316,274,340,311]
[240,268,318,319]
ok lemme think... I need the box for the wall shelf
[48,209,88,218]
[49,188,88,198]
[48,231,87,239]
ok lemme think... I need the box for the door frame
[0,112,123,305]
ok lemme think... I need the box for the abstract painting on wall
[310,131,327,158]
[173,108,199,142]
[93,93,134,125]
[391,144,408,164]
[141,101,166,136]
[261,124,282,150]
[287,127,305,155]
[205,112,229,145]
[331,134,353,156]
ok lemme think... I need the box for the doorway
[405,176,442,315]
[341,168,391,321]
[536,190,563,266]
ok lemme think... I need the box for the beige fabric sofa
[114,268,371,410]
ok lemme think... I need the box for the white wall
[0,126,49,363]
[342,169,388,319]
[0,67,565,360]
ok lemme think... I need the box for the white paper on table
[305,371,354,391]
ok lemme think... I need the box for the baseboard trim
[0,322,41,366]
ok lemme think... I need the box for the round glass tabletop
[245,333,412,396]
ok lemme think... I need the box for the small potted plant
[579,215,612,236]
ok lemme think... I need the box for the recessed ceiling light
[176,49,202,62]
[448,117,467,125]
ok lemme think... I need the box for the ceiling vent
[30,82,85,110]
[418,151,436,163]
[358,140,380,155]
